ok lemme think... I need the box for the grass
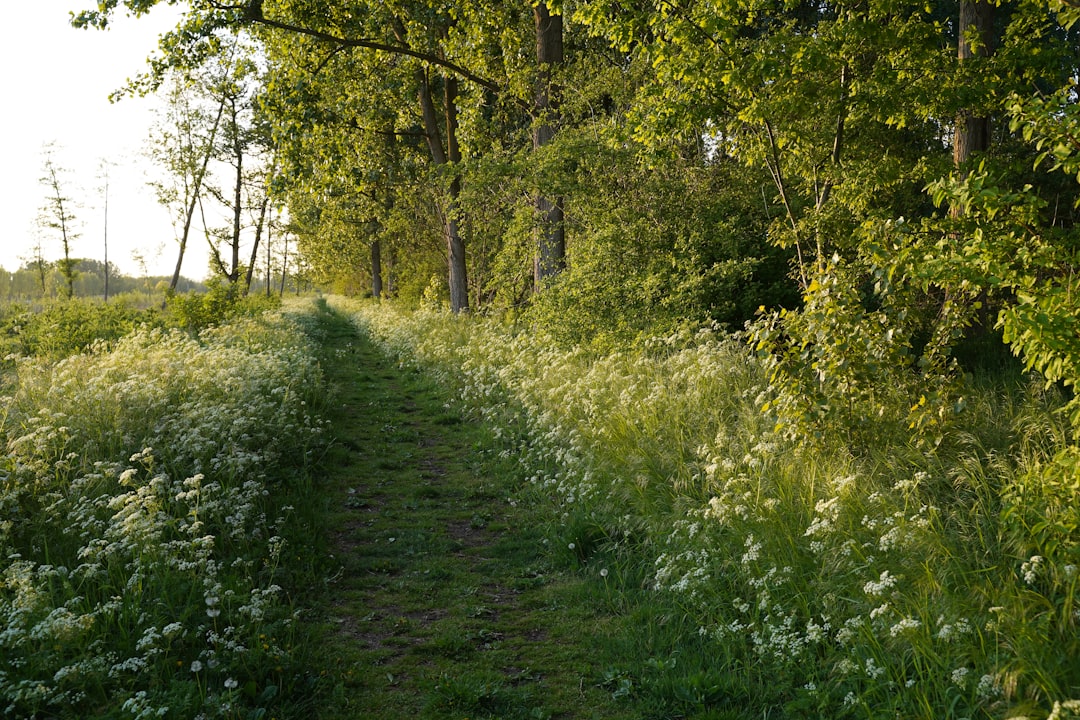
[307,300,666,720]
[5,292,1076,719]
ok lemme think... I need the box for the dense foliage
[54,0,1080,716]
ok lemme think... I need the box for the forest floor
[305,304,642,720]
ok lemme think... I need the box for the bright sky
[0,2,211,279]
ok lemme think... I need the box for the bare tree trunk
[102,171,110,302]
[265,217,273,298]
[533,3,565,289]
[280,233,289,297]
[230,116,244,284]
[171,94,226,293]
[244,194,269,294]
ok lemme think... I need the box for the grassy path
[307,303,638,720]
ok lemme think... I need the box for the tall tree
[953,0,996,170]
[532,2,565,288]
[97,160,113,301]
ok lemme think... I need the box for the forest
[0,0,1078,717]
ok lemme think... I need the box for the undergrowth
[333,296,1079,720]
[0,301,326,719]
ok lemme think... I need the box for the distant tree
[20,240,51,297]
[97,159,114,301]
[38,146,81,299]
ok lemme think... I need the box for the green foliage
[166,279,282,332]
[341,299,1080,719]
[0,298,155,361]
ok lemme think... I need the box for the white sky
[0,2,212,280]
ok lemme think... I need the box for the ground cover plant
[335,297,1080,719]
[0,302,326,719]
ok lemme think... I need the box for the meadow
[334,297,1080,720]
[0,299,326,719]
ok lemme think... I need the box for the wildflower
[224,678,239,690]
[1021,555,1044,585]
[952,666,970,688]
[889,617,921,637]
[976,674,1001,700]
[864,657,886,679]
[863,570,897,597]
[191,661,204,673]
[599,568,608,578]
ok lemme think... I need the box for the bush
[166,279,282,333]
[0,297,155,361]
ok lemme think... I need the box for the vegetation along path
[307,303,640,720]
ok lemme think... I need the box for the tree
[74,0,576,312]
[97,160,115,301]
[532,2,565,288]
[149,69,226,293]
[38,145,81,300]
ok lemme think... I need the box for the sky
[0,2,211,279]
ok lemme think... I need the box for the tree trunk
[533,3,565,289]
[280,233,289,297]
[231,119,244,283]
[953,0,995,169]
[103,174,110,302]
[265,217,273,298]
[170,93,226,293]
[371,238,383,298]
[244,194,268,294]
[417,68,469,312]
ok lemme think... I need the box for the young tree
[149,69,227,293]
[38,145,81,299]
[97,159,114,301]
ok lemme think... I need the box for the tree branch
[206,1,505,95]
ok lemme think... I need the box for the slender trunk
[280,234,289,297]
[371,238,383,298]
[231,121,243,283]
[265,218,273,298]
[533,3,565,288]
[171,93,226,293]
[417,68,469,312]
[102,173,110,302]
[244,194,268,295]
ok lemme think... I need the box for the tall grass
[0,302,326,719]
[334,297,1079,719]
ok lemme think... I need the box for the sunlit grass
[335,297,1080,719]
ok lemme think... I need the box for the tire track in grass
[308,302,638,720]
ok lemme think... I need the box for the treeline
[77,0,1080,363]
[0,258,204,303]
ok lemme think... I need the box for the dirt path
[308,304,635,720]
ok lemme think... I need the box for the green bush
[166,279,282,333]
[0,298,154,361]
